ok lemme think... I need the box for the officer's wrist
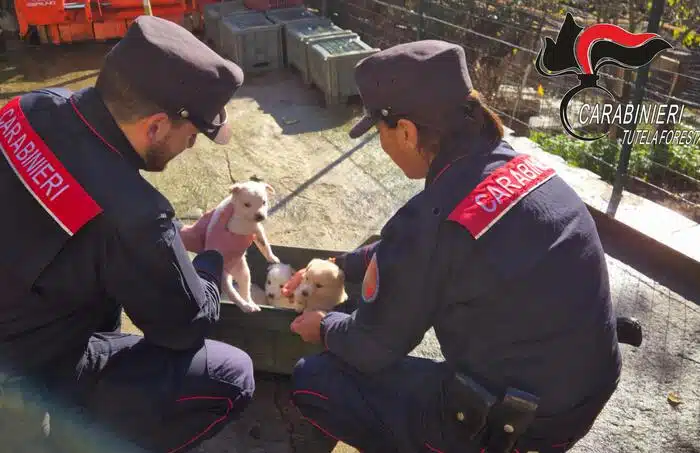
[179,224,204,253]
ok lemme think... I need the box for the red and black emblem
[535,12,672,141]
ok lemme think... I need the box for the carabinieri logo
[535,12,675,142]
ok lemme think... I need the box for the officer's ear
[395,119,419,152]
[145,112,172,144]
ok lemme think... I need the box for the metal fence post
[510,63,532,129]
[416,0,426,40]
[606,0,666,216]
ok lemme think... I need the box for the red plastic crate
[244,0,303,11]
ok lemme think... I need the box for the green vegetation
[528,130,700,189]
[666,0,700,48]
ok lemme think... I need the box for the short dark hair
[94,66,185,125]
[382,89,504,157]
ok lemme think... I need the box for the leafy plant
[528,131,697,188]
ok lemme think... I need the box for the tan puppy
[293,258,348,313]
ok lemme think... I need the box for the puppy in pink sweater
[205,181,280,312]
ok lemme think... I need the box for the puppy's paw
[238,300,262,313]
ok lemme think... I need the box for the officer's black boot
[616,316,643,347]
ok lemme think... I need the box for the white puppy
[265,263,296,309]
[207,180,280,313]
[250,283,267,307]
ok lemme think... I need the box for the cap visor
[349,115,376,139]
[204,108,233,145]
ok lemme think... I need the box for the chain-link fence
[305,0,700,222]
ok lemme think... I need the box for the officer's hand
[204,202,240,257]
[290,310,326,344]
[180,209,217,253]
[282,269,305,297]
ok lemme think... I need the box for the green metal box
[208,244,362,375]
[285,17,357,84]
[307,35,380,106]
[219,11,284,73]
[202,0,248,49]
[263,7,318,66]
[264,6,317,25]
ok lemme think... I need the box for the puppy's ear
[229,183,243,195]
[264,183,275,197]
[337,267,345,283]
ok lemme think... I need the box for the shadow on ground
[236,69,363,136]
[269,131,377,215]
[194,372,339,453]
[0,41,110,101]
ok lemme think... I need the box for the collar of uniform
[69,88,146,170]
[425,133,499,187]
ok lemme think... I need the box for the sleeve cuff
[192,250,224,287]
[320,311,351,350]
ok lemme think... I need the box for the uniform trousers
[4,315,255,453]
[291,352,594,453]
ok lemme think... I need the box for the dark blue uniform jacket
[325,133,622,434]
[0,88,223,379]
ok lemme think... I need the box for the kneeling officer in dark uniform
[0,16,255,453]
[290,40,623,453]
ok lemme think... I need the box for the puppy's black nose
[301,290,309,297]
[267,293,274,298]
[255,213,265,221]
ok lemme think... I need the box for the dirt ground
[1,41,699,453]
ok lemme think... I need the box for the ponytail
[465,90,504,142]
